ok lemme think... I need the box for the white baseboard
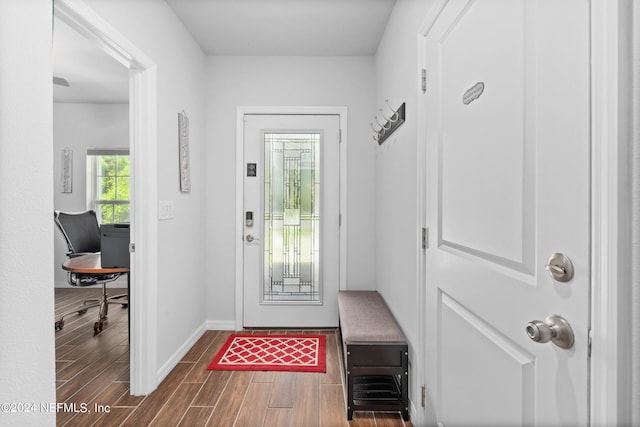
[156,322,207,384]
[155,320,236,385]
[206,320,236,331]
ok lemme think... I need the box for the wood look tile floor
[55,288,413,427]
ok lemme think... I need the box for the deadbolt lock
[545,253,574,283]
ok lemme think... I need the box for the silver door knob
[245,234,259,242]
[526,314,574,349]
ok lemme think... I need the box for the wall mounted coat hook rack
[373,101,405,145]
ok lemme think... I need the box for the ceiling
[165,0,396,56]
[52,17,129,103]
[52,0,396,103]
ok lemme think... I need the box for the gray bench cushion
[338,290,406,344]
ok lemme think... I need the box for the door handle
[245,234,259,243]
[526,314,574,349]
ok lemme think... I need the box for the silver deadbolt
[526,314,574,349]
[545,253,574,282]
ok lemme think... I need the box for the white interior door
[243,114,340,328]
[422,1,590,425]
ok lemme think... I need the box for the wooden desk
[62,252,129,275]
[60,253,129,335]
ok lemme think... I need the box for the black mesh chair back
[54,210,101,256]
[54,209,112,286]
[53,209,128,335]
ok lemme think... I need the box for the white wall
[204,56,377,324]
[84,0,208,372]
[374,0,436,423]
[632,2,640,423]
[53,103,129,287]
[0,0,57,425]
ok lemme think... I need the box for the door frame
[54,0,159,395]
[235,106,348,330]
[589,0,634,425]
[416,1,634,426]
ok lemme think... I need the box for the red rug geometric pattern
[207,334,326,373]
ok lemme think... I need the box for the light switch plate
[158,200,174,220]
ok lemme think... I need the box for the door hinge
[421,68,427,93]
[588,328,592,359]
[421,227,429,249]
[339,214,342,227]
[339,129,342,143]
[421,385,426,407]
[129,243,136,253]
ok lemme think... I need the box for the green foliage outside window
[95,155,130,223]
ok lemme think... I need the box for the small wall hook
[383,99,399,122]
[380,108,399,123]
[375,115,391,130]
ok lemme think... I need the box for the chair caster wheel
[55,320,64,331]
[94,321,103,335]
[121,304,128,309]
[78,309,88,315]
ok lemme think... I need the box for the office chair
[54,210,128,335]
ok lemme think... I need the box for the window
[263,132,320,302]
[87,148,130,224]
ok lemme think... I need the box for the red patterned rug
[207,334,326,373]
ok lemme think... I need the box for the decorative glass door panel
[263,132,320,302]
[243,114,339,327]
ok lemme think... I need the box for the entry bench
[337,290,409,421]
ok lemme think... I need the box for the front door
[423,1,590,425]
[243,114,340,328]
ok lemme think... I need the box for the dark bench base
[337,290,410,421]
[341,340,409,421]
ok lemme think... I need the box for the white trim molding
[415,6,442,426]
[206,320,236,331]
[54,0,159,396]
[156,322,207,384]
[234,106,348,331]
[590,0,634,425]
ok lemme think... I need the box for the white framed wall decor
[178,110,191,193]
[61,146,73,193]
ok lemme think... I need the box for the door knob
[245,234,259,243]
[526,314,574,349]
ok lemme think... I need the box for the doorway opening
[53,0,158,396]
